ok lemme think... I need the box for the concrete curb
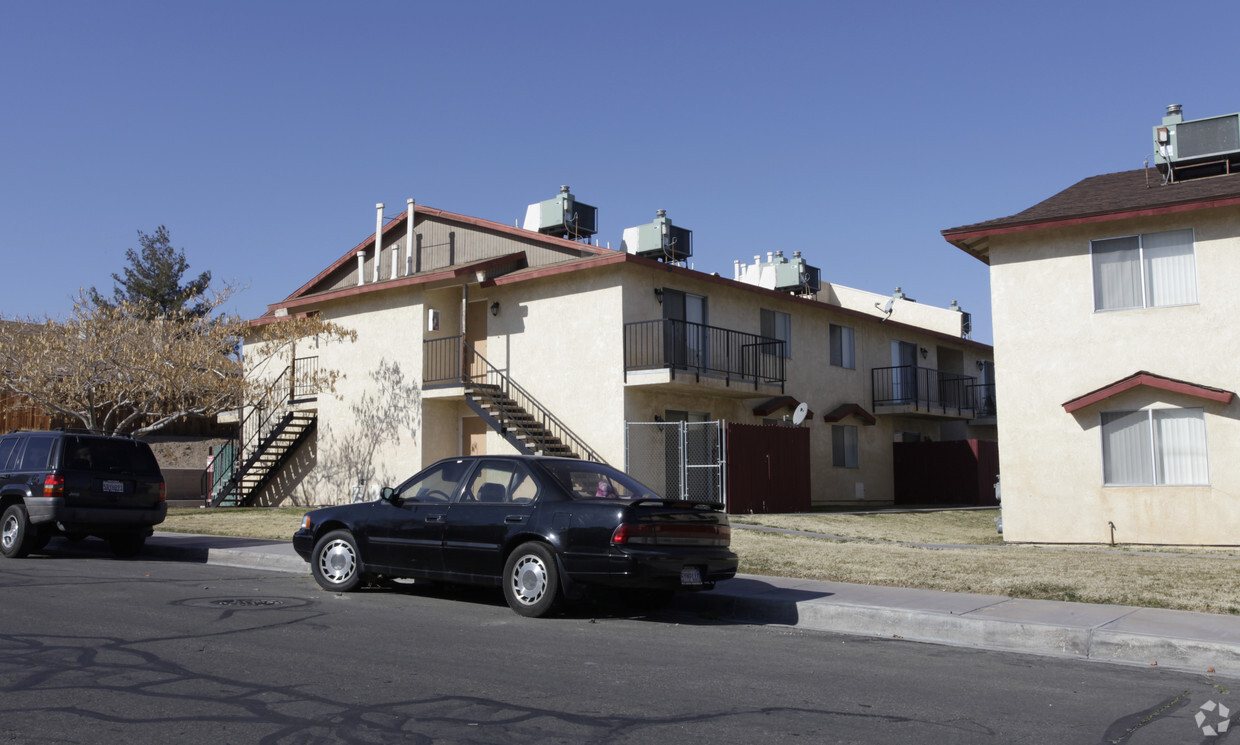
[679,575,1240,676]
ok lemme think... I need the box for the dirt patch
[143,435,230,470]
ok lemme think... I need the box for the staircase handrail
[462,340,604,464]
[203,365,295,506]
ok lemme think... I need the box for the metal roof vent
[1154,106,1240,183]
[523,185,598,240]
[621,209,692,263]
[732,250,820,296]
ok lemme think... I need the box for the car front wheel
[1,504,37,559]
[503,542,560,618]
[312,530,363,592]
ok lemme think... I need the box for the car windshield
[393,459,472,502]
[537,461,661,502]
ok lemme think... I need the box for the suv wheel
[1,504,37,559]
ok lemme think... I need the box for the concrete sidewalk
[79,531,1240,677]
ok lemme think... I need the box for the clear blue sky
[4,1,1237,345]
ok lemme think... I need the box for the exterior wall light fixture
[490,301,500,317]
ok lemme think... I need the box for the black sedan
[292,455,739,617]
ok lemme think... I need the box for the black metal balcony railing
[292,356,320,401]
[967,382,997,418]
[423,336,464,386]
[872,365,979,417]
[624,319,785,392]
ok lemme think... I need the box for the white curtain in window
[1142,229,1197,307]
[1092,236,1142,311]
[1153,408,1208,485]
[1101,410,1153,484]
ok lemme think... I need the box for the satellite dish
[792,402,809,425]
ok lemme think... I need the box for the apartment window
[832,424,859,468]
[1101,408,1208,486]
[760,308,791,357]
[829,324,855,369]
[1091,228,1197,311]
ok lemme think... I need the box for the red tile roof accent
[822,403,877,426]
[752,396,813,419]
[1062,371,1234,413]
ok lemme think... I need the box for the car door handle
[504,515,526,524]
[425,514,445,523]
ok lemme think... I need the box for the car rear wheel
[1,504,37,559]
[312,530,363,592]
[503,542,560,618]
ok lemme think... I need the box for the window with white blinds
[1091,228,1197,311]
[1101,407,1209,486]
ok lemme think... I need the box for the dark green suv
[0,431,167,558]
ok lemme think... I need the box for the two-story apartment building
[943,106,1240,545]
[226,191,994,510]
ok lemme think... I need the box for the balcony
[624,319,785,395]
[872,365,993,420]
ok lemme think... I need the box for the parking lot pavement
[48,531,1240,677]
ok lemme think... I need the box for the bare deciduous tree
[0,289,355,437]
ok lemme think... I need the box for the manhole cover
[178,596,311,611]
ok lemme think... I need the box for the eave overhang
[1062,371,1234,414]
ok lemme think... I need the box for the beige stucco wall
[247,238,992,509]
[989,207,1240,544]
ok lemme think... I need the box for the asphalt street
[1,550,1237,744]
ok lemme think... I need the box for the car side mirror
[380,486,398,503]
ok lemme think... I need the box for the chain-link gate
[624,421,726,508]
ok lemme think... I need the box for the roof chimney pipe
[1164,104,1183,124]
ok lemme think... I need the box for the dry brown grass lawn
[163,507,306,540]
[162,506,1240,614]
[730,509,1004,545]
[730,521,1240,615]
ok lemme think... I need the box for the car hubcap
[2,516,16,550]
[318,539,356,584]
[511,554,547,605]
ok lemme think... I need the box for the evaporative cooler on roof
[621,210,693,262]
[523,186,598,240]
[1154,105,1240,182]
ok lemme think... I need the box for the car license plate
[102,480,124,493]
[680,566,702,586]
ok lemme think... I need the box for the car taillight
[159,479,167,502]
[43,474,65,499]
[611,522,730,547]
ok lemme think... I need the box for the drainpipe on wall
[374,203,384,284]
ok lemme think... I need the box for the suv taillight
[159,479,166,502]
[43,474,65,499]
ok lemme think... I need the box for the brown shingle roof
[942,168,1240,263]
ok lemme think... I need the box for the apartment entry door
[891,340,917,403]
[662,289,707,370]
[464,300,489,382]
[462,416,487,456]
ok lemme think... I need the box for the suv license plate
[680,566,702,586]
[102,480,124,493]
